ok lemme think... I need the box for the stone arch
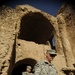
[18,12,55,48]
[11,58,37,75]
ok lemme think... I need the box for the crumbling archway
[18,12,55,48]
[11,58,37,75]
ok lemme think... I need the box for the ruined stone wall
[16,39,50,62]
[0,5,61,75]
[57,2,75,62]
[56,2,75,74]
[0,5,29,75]
[0,6,17,75]
[57,3,75,59]
[1,3,75,75]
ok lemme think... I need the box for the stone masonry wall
[1,3,75,75]
[57,3,75,65]
[0,5,60,75]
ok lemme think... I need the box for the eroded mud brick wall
[56,3,75,67]
[0,5,58,75]
[1,3,75,75]
[0,6,18,75]
[57,3,75,58]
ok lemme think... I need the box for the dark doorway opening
[11,58,37,75]
[18,12,55,45]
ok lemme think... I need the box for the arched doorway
[18,12,55,47]
[11,58,37,75]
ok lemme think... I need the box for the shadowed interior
[18,12,54,44]
[12,58,37,75]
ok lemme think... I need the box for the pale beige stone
[0,3,75,75]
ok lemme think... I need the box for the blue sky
[1,0,65,16]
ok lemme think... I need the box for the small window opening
[49,37,55,49]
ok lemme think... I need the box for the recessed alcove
[18,12,55,46]
[11,58,37,75]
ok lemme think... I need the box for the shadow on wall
[11,58,37,75]
[18,12,55,45]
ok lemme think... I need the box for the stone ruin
[0,2,75,75]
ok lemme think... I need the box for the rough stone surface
[0,3,75,75]
[56,2,75,74]
[57,14,75,67]
[16,39,50,62]
[57,3,75,59]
